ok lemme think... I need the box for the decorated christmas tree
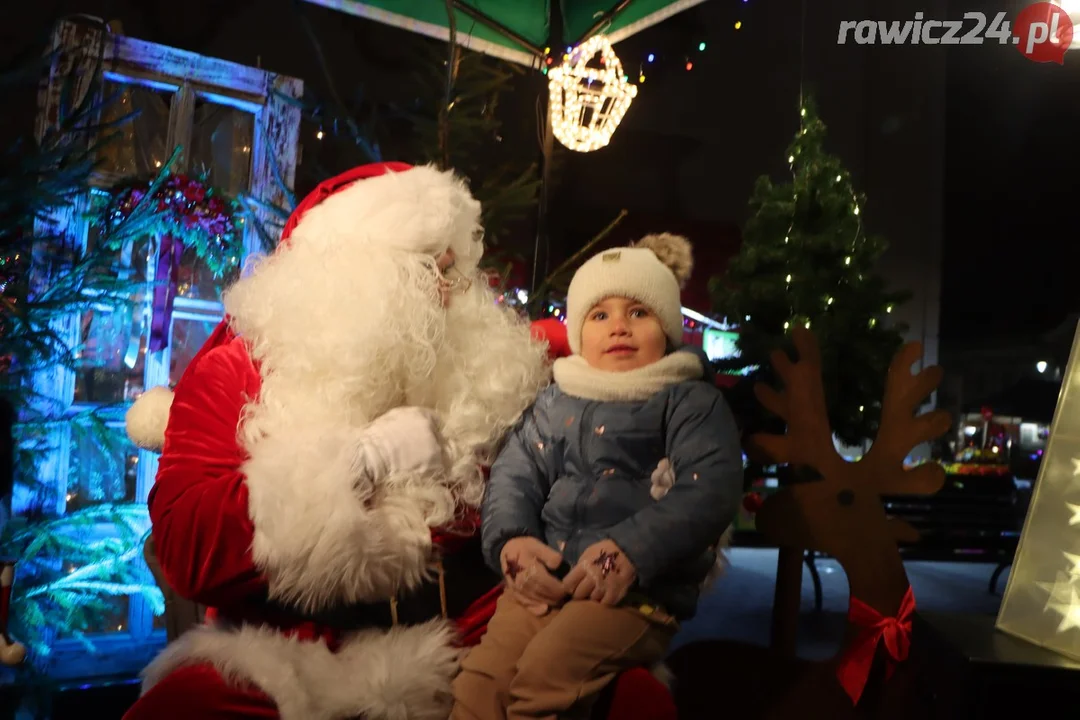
[0,54,169,670]
[711,95,910,447]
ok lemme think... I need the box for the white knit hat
[565,233,694,354]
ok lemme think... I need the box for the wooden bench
[882,468,1021,593]
[734,467,1023,617]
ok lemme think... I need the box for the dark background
[2,0,1076,346]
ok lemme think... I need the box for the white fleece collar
[552,352,704,402]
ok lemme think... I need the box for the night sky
[3,0,1080,347]
[943,2,1080,343]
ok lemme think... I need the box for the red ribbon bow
[835,585,915,705]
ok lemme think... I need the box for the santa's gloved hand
[355,407,447,484]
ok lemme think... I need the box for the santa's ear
[125,386,174,452]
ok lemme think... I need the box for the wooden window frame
[31,19,302,680]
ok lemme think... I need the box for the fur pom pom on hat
[633,233,694,288]
[565,234,694,354]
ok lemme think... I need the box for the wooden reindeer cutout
[669,328,952,719]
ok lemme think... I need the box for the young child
[451,234,743,720]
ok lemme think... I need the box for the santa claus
[121,162,676,720]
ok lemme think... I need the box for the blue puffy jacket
[481,348,743,619]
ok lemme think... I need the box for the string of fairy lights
[779,105,893,339]
[540,5,751,85]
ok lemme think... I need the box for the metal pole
[450,0,545,57]
[574,0,636,44]
[532,96,555,295]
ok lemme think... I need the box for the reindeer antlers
[861,341,952,495]
[749,327,950,497]
[749,327,846,479]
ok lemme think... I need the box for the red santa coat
[135,319,502,719]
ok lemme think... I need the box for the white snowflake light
[548,35,638,152]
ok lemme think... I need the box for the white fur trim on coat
[287,164,484,273]
[242,425,434,612]
[141,620,459,720]
[125,386,174,452]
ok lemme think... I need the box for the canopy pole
[450,0,545,58]
[531,98,554,296]
[439,0,460,170]
[574,0,636,44]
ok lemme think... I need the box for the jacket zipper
[574,402,597,542]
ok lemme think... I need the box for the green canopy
[302,0,711,65]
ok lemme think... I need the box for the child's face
[580,296,667,372]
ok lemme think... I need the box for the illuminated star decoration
[1072,457,1080,477]
[505,558,523,581]
[594,550,620,576]
[1049,588,1080,633]
[1037,570,1080,633]
[1069,502,1080,527]
[1065,552,1080,578]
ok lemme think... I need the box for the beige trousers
[450,591,675,720]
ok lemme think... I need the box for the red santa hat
[125,161,476,451]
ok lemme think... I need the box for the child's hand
[563,539,637,606]
[500,537,568,611]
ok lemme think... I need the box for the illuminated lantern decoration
[997,321,1080,660]
[547,34,638,152]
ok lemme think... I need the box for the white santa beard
[226,239,548,527]
[411,282,550,513]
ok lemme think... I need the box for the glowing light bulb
[788,155,795,163]
[853,205,860,215]
[886,305,893,313]
[785,274,792,283]
[859,405,865,412]
[844,256,852,265]
[316,130,324,140]
[735,21,742,29]
[835,174,842,182]
[699,42,706,51]
[800,107,806,117]
[783,321,790,330]
[826,296,834,305]
[804,321,811,329]
[639,74,645,83]
[686,61,693,70]
[648,53,655,62]
[548,35,638,152]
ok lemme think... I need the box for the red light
[686,61,693,71]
